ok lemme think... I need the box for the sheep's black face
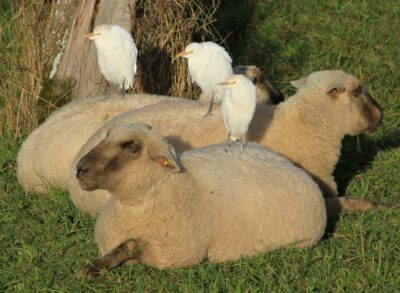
[326,81,383,136]
[343,84,383,135]
[76,137,142,191]
[352,86,383,133]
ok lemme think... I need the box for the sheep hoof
[76,263,101,280]
[340,197,375,212]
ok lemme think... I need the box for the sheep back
[95,143,326,268]
[17,94,168,192]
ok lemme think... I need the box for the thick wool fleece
[69,71,382,215]
[95,142,326,268]
[17,94,169,192]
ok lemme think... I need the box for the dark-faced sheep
[75,123,326,278]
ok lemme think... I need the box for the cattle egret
[218,74,257,152]
[84,24,138,95]
[175,42,233,115]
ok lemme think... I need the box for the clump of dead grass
[1,1,46,137]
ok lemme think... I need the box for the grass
[1,0,400,291]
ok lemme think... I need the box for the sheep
[75,123,326,277]
[17,94,169,192]
[68,70,383,217]
[17,68,279,193]
[233,65,284,104]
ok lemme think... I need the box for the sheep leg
[324,197,375,221]
[204,96,215,116]
[77,238,145,280]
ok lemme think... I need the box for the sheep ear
[290,77,307,89]
[148,141,180,172]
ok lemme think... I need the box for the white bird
[175,41,233,115]
[218,74,257,152]
[84,24,138,95]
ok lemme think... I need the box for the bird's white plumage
[220,75,257,142]
[89,24,138,90]
[182,42,233,100]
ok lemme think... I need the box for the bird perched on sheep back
[175,41,233,116]
[233,65,284,105]
[84,24,138,95]
[218,74,257,152]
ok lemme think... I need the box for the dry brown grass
[131,0,221,97]
[1,0,49,137]
[1,0,221,136]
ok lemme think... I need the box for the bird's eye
[352,86,362,97]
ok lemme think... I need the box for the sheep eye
[120,140,141,153]
[352,86,362,97]
[327,87,345,95]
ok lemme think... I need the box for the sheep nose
[76,163,89,180]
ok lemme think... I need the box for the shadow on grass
[334,130,400,196]
[213,0,256,56]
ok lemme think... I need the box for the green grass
[1,0,400,291]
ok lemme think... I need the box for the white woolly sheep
[68,70,383,217]
[17,94,169,192]
[75,123,326,277]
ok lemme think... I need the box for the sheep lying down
[76,124,326,277]
[17,94,169,192]
[69,70,383,216]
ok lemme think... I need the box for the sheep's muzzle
[76,155,101,191]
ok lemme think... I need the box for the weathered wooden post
[52,0,135,97]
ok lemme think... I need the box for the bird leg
[239,135,247,152]
[106,84,113,98]
[204,96,215,116]
[240,140,247,152]
[224,133,233,153]
[77,238,145,280]
[121,87,126,97]
[120,79,127,97]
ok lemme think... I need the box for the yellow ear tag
[159,157,171,167]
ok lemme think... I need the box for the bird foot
[203,110,213,117]
[240,141,246,152]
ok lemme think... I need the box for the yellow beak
[174,50,193,60]
[83,32,101,39]
[217,80,236,86]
